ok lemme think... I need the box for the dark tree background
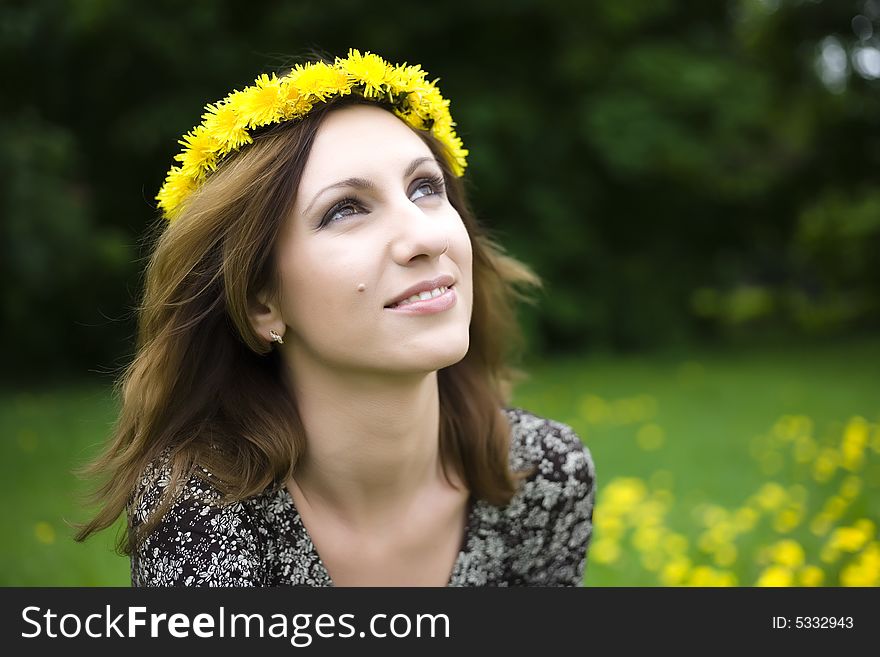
[3,0,878,381]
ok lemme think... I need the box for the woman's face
[272,104,473,376]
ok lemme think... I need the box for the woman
[75,50,596,586]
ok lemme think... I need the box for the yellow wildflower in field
[591,537,621,565]
[839,541,880,586]
[688,566,736,587]
[602,477,647,515]
[713,543,738,567]
[812,447,840,483]
[753,482,787,511]
[756,565,794,587]
[798,565,825,587]
[841,416,869,472]
[660,557,692,586]
[839,475,862,500]
[733,506,759,532]
[773,505,803,533]
[769,539,806,568]
[594,512,625,540]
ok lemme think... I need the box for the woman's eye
[322,200,361,226]
[410,175,445,201]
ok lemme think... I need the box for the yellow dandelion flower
[688,565,724,587]
[591,537,621,564]
[828,527,869,552]
[733,506,759,532]
[594,513,625,540]
[338,49,390,98]
[288,62,352,102]
[812,448,840,483]
[201,101,251,155]
[798,565,825,587]
[237,74,286,128]
[386,62,429,95]
[773,507,803,533]
[756,565,794,587]
[839,544,880,586]
[660,557,691,586]
[632,526,663,552]
[754,482,787,512]
[174,126,219,180]
[770,539,805,568]
[841,416,869,471]
[602,477,647,514]
[156,167,197,218]
[662,532,689,556]
[839,475,862,500]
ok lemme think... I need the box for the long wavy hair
[74,97,541,555]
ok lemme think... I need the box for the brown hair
[74,97,541,555]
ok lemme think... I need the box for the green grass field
[2,338,878,586]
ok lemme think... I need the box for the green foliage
[3,0,879,377]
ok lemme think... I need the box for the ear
[248,289,285,343]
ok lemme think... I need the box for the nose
[389,197,450,265]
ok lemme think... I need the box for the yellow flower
[591,538,621,564]
[812,448,840,483]
[156,167,197,218]
[156,51,468,220]
[839,475,862,500]
[841,416,869,471]
[713,543,738,567]
[798,565,824,587]
[237,74,286,128]
[174,126,219,179]
[288,62,351,102]
[756,565,794,587]
[337,49,390,98]
[202,101,251,155]
[754,482,787,511]
[769,539,805,568]
[386,62,429,95]
[660,557,691,586]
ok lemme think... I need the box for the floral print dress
[129,407,596,587]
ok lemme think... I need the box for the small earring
[270,330,284,345]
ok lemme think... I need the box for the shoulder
[129,449,267,586]
[503,406,595,491]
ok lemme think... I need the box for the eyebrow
[302,156,439,216]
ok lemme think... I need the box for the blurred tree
[2,0,878,379]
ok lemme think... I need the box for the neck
[283,352,445,527]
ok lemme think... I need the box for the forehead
[298,104,436,190]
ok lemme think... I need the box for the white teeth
[391,286,448,307]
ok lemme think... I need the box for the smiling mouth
[384,284,454,309]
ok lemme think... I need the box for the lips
[384,274,455,308]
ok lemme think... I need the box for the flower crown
[156,49,469,221]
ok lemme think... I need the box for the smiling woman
[74,50,596,587]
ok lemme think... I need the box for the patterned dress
[129,407,596,587]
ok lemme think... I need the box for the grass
[2,337,878,586]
